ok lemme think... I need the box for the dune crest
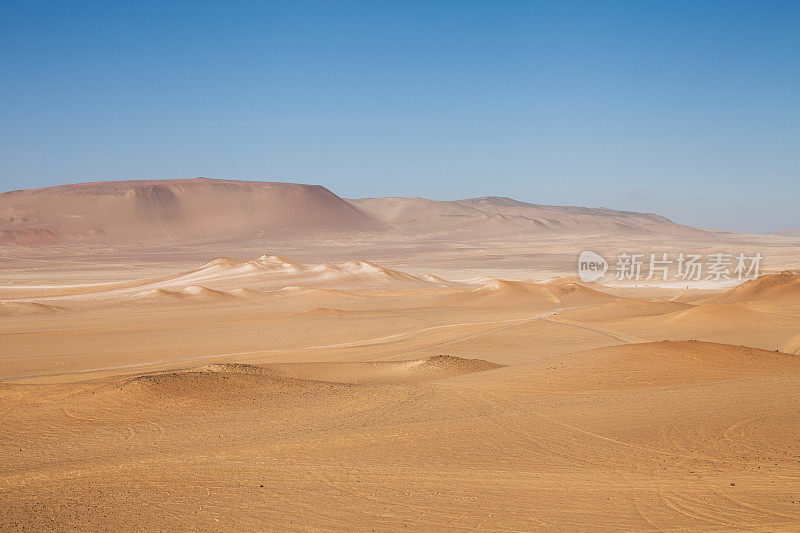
[151,254,445,292]
[439,277,618,308]
[543,340,800,390]
[708,272,800,306]
[121,356,504,394]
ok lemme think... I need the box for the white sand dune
[150,255,441,293]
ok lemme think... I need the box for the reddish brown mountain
[0,178,385,244]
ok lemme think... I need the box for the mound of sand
[661,303,776,326]
[419,273,450,285]
[253,254,305,271]
[156,254,439,292]
[544,341,800,390]
[133,288,185,300]
[255,355,503,384]
[560,299,693,322]
[123,356,504,393]
[119,369,313,401]
[198,363,278,375]
[476,279,562,302]
[178,285,231,299]
[132,285,232,303]
[543,278,617,303]
[202,257,247,270]
[447,278,617,308]
[310,260,427,285]
[708,272,800,306]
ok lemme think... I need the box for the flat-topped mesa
[0,178,386,245]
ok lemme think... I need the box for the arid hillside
[0,178,714,246]
[348,195,712,238]
[0,178,386,244]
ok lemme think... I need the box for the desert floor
[2,242,800,531]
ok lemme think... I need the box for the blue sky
[1,1,798,232]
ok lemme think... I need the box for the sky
[1,1,798,233]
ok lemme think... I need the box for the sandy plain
[1,244,800,532]
[2,181,800,531]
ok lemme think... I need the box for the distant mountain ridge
[347,195,707,238]
[1,178,709,245]
[460,196,671,221]
[765,227,800,238]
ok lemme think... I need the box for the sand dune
[258,355,503,384]
[164,356,503,385]
[133,285,232,301]
[556,294,800,352]
[440,278,617,309]
[3,340,799,530]
[0,255,444,308]
[158,254,439,292]
[177,285,232,299]
[561,300,776,327]
[707,271,800,306]
[662,302,777,325]
[559,298,692,322]
[133,288,186,300]
[537,340,800,390]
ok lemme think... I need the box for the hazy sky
[1,1,798,232]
